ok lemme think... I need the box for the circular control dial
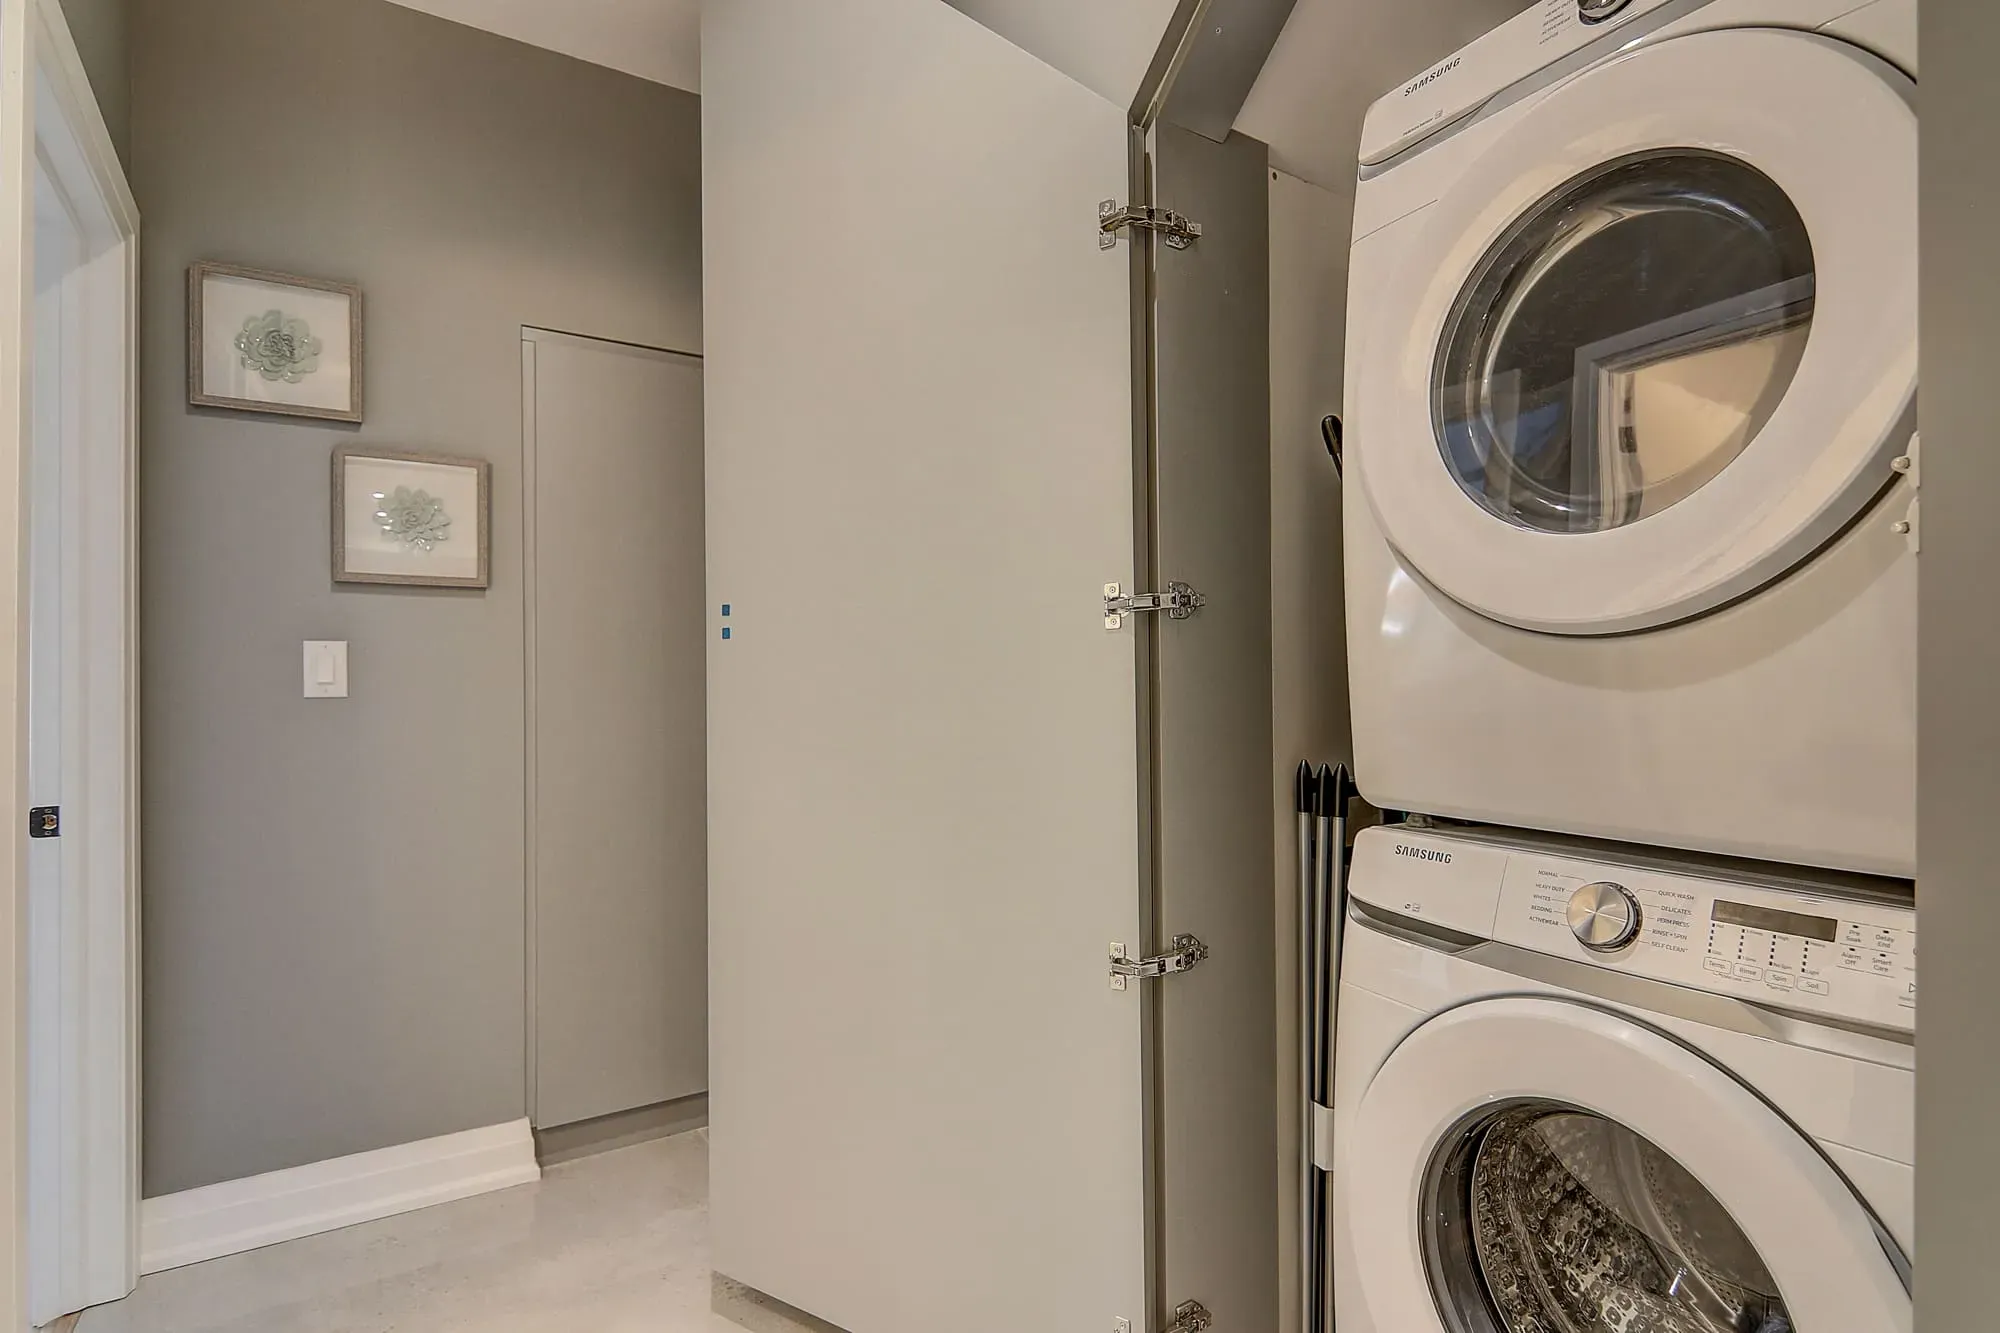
[1567,881,1642,951]
[1578,0,1635,21]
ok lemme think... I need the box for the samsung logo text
[1395,844,1452,864]
[1404,56,1460,97]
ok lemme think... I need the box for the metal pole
[1319,764,1352,1333]
[1306,765,1336,1333]
[1294,762,1316,1333]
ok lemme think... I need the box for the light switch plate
[304,641,348,698]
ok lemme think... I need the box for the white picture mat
[341,457,482,580]
[201,272,353,412]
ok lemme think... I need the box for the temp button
[1702,957,1730,977]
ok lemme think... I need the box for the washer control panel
[1350,827,1915,1032]
[1495,851,1914,1032]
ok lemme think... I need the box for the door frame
[2,0,142,1325]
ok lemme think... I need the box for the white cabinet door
[703,2,1145,1330]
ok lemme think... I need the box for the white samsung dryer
[1330,823,1913,1333]
[1342,0,1918,876]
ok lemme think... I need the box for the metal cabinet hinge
[1103,581,1204,629]
[1098,200,1203,250]
[28,806,58,838]
[1164,1300,1213,1333]
[1108,934,1209,991]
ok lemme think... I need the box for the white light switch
[304,641,348,698]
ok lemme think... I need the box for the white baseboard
[140,1119,541,1274]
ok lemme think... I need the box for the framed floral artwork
[332,447,490,588]
[189,261,364,422]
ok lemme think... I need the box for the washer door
[1355,28,1915,634]
[1345,997,1909,1332]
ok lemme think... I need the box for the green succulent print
[374,487,452,552]
[234,309,322,383]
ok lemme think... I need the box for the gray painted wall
[1916,5,1999,1327]
[56,0,127,165]
[132,0,700,1195]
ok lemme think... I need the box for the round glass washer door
[1352,28,1915,634]
[1342,998,1911,1333]
[1429,1103,1791,1333]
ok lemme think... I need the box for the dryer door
[1354,27,1915,634]
[1344,996,1909,1333]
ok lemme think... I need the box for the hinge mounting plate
[1165,1300,1213,1333]
[1098,199,1203,250]
[1103,581,1204,629]
[1108,934,1209,991]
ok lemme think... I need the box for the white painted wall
[942,0,1180,108]
[1267,166,1348,1333]
[1250,10,1526,1329]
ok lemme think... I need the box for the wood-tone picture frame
[332,446,491,589]
[189,260,365,422]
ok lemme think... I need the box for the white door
[524,329,707,1130]
[1343,996,1910,1332]
[703,1,1146,1330]
[1354,28,1917,633]
[3,0,141,1324]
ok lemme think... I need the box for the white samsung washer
[1330,823,1913,1333]
[1343,0,1918,875]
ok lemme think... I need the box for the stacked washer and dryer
[1325,1,1918,1330]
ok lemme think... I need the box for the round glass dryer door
[1353,28,1915,634]
[1343,998,1911,1333]
[1435,152,1814,538]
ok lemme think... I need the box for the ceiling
[373,0,1523,190]
[380,0,702,94]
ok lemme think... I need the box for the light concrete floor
[75,1129,824,1333]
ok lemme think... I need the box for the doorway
[521,328,707,1137]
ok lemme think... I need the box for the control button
[1839,947,1868,971]
[1899,980,1916,1007]
[1566,882,1642,952]
[1840,923,1867,946]
[1800,977,1830,997]
[1765,973,1795,991]
[1871,952,1897,976]
[1702,957,1730,977]
[1873,931,1899,951]
[1578,0,1635,22]
[1732,962,1763,982]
